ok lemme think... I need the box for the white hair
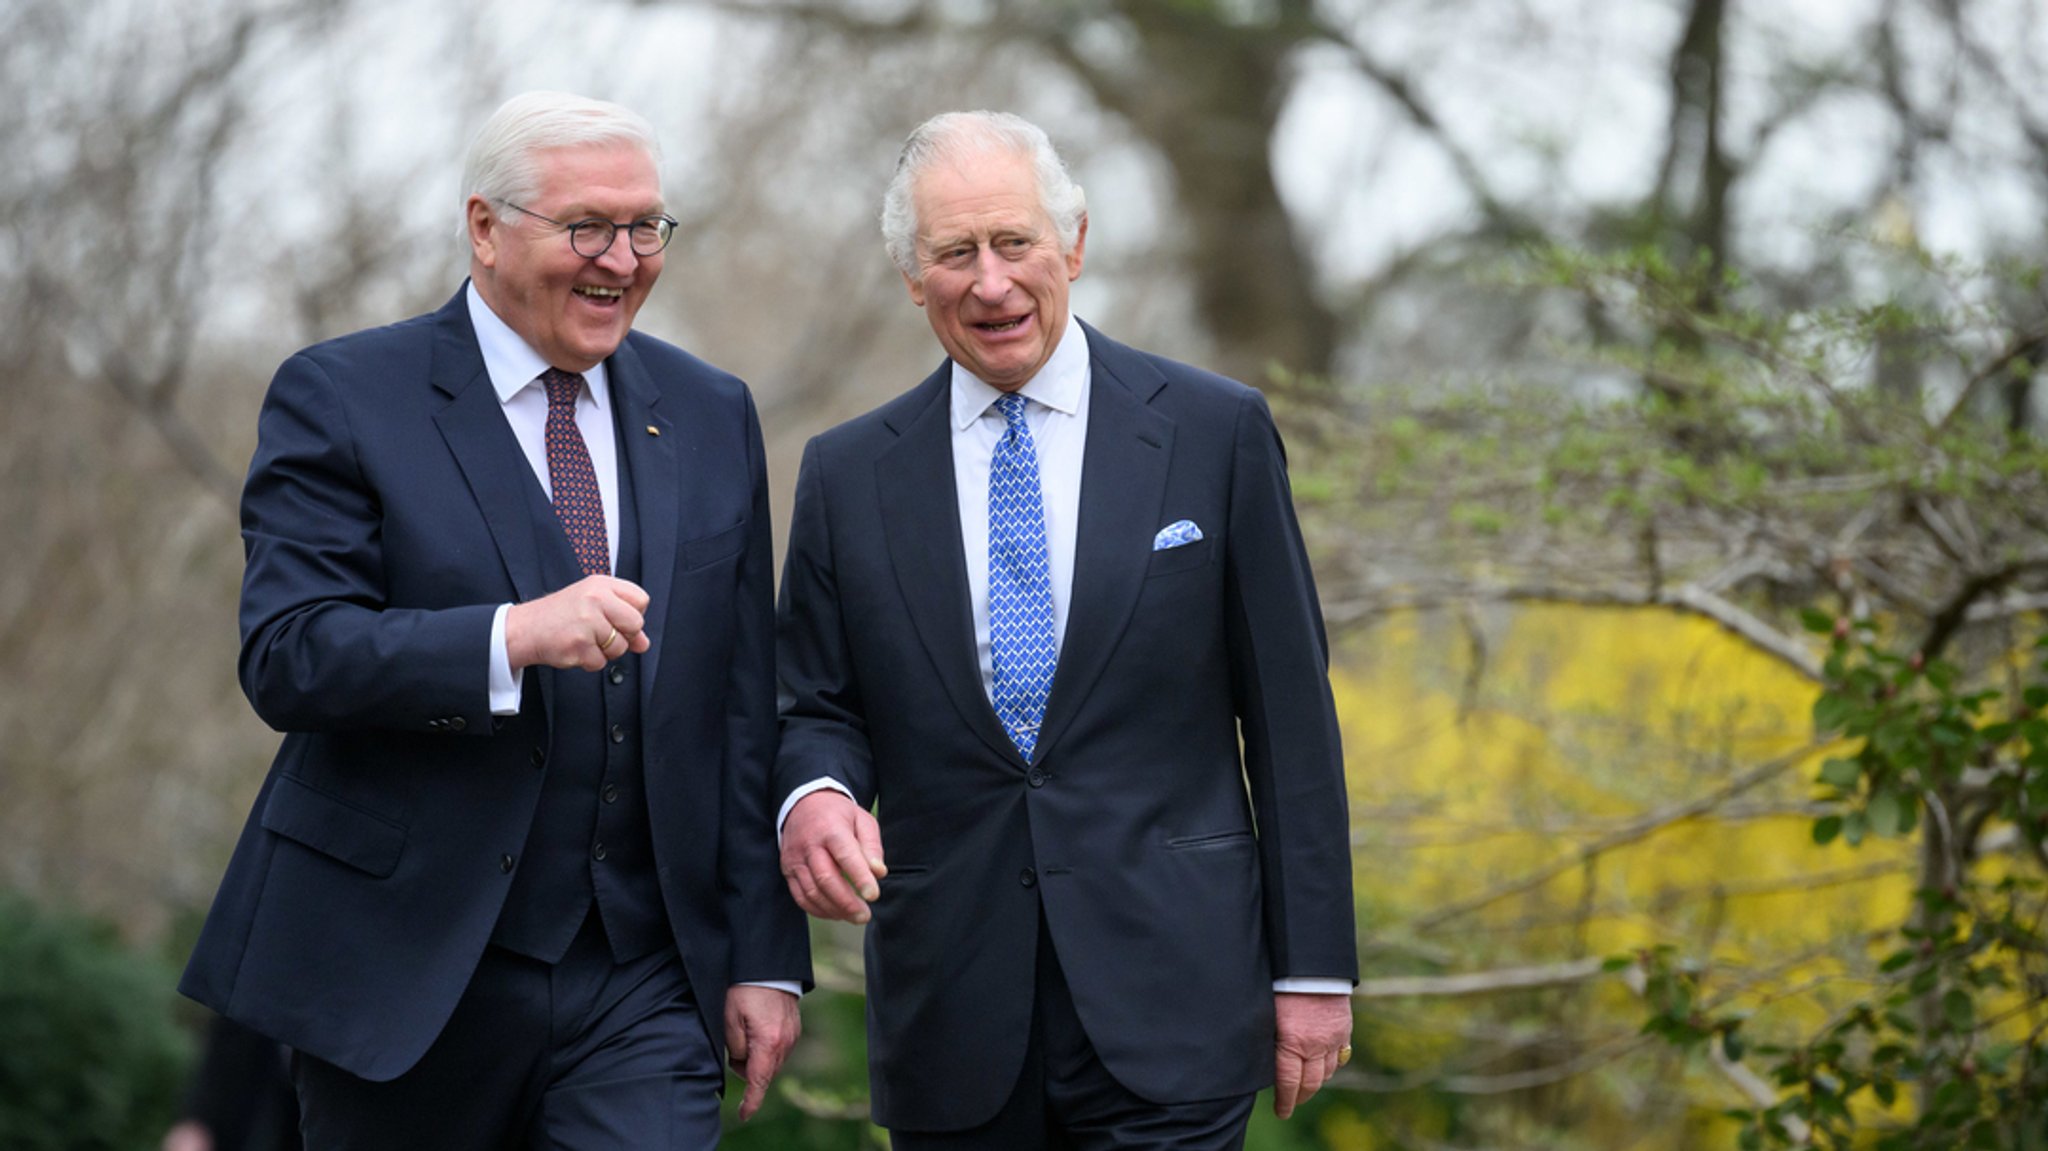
[879,111,1087,279]
[457,91,663,240]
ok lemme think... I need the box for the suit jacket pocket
[261,773,407,878]
[681,520,748,571]
[1146,536,1214,577]
[1166,828,1255,851]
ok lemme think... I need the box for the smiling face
[467,142,664,372]
[904,150,1086,392]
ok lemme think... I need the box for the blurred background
[3,0,2045,1148]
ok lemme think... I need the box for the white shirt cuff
[735,980,804,997]
[1273,977,1353,995]
[776,778,857,841]
[488,603,524,716]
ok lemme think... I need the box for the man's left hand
[1273,992,1353,1119]
[725,985,801,1121]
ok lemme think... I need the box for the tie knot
[541,369,584,411]
[994,392,1030,427]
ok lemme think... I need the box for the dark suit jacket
[181,288,808,1081]
[775,322,1357,1130]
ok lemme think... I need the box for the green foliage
[0,892,190,1151]
[1633,630,2048,1149]
[1310,241,2048,1147]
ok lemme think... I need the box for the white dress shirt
[950,311,1092,691]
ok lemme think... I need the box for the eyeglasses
[500,201,679,259]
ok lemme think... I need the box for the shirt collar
[466,280,611,408]
[950,312,1088,431]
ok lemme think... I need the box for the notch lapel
[429,289,554,717]
[1035,326,1174,761]
[607,340,679,700]
[875,369,1020,764]
[430,292,550,607]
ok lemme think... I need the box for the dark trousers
[891,918,1256,1151]
[292,911,720,1151]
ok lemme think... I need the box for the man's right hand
[505,574,652,672]
[780,790,887,924]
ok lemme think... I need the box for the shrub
[0,892,190,1151]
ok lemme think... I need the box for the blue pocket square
[1152,519,1203,550]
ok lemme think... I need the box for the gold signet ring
[1337,1044,1353,1066]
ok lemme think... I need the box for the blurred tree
[9,0,2048,1146]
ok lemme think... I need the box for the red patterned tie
[541,369,609,577]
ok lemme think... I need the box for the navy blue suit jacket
[182,288,809,1081]
[775,323,1357,1130]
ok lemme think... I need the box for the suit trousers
[292,909,721,1151]
[889,913,1256,1151]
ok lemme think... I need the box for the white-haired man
[775,110,1358,1149]
[181,90,808,1149]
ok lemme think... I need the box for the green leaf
[1818,758,1862,790]
[1872,1078,1897,1107]
[1843,810,1868,847]
[1812,815,1843,846]
[1800,608,1836,635]
[1942,988,1974,1032]
[1813,694,1857,734]
[1867,791,1907,837]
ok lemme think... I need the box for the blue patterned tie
[988,392,1058,760]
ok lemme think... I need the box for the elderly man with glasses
[180,90,809,1150]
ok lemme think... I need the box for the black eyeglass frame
[499,200,680,259]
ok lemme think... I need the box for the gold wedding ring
[1337,1044,1353,1067]
[600,626,620,652]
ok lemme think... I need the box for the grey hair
[880,111,1087,279]
[458,91,663,241]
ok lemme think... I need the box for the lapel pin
[646,425,661,436]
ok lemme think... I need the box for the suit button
[610,724,625,744]
[602,784,618,804]
[608,665,625,685]
[1027,768,1046,788]
[448,716,466,732]
[530,746,546,769]
[500,854,516,873]
[1019,867,1037,888]
[593,842,608,862]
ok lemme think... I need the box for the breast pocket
[681,520,747,571]
[1146,536,1214,578]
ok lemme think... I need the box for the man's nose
[970,249,1009,302]
[594,234,642,276]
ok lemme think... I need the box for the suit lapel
[607,340,679,699]
[1036,325,1174,761]
[429,288,556,719]
[430,290,550,607]
[876,367,1020,763]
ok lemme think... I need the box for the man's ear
[1065,213,1088,281]
[903,268,926,308]
[467,196,500,268]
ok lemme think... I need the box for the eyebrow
[555,203,669,221]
